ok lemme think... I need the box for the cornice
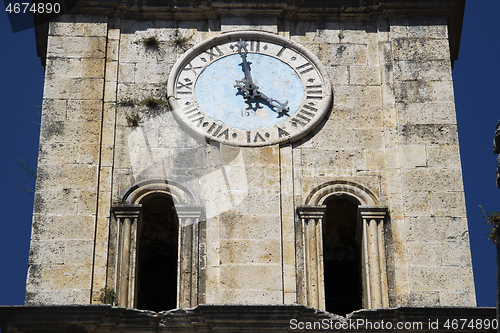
[35,0,465,65]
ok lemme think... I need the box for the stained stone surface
[27,0,475,310]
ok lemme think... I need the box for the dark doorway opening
[136,194,178,312]
[322,196,362,315]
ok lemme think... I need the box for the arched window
[136,194,178,312]
[108,180,206,310]
[322,195,362,315]
[296,181,390,313]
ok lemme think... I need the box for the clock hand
[233,39,290,117]
[256,91,290,117]
[234,39,260,99]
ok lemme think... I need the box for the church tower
[4,0,494,331]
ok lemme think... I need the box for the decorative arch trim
[120,179,195,205]
[305,180,379,206]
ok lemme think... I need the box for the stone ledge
[35,0,465,66]
[0,304,495,332]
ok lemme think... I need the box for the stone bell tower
[3,0,493,332]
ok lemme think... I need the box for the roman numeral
[249,40,260,52]
[203,46,224,61]
[278,127,290,138]
[291,109,314,127]
[306,85,322,99]
[246,131,266,143]
[276,46,286,57]
[296,62,314,75]
[177,80,193,94]
[182,62,203,76]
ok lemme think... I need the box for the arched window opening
[322,196,362,315]
[136,194,178,312]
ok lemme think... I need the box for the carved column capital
[111,204,142,221]
[358,206,387,221]
[297,205,327,222]
[176,205,205,227]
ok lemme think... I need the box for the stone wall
[27,4,475,310]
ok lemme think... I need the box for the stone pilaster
[111,205,141,308]
[295,205,327,310]
[359,206,389,309]
[176,205,206,308]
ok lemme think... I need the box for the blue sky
[0,1,499,308]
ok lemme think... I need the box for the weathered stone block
[397,102,457,124]
[67,100,102,122]
[402,167,463,192]
[36,164,98,190]
[31,214,95,241]
[399,124,458,146]
[334,86,382,107]
[365,149,386,170]
[81,58,105,78]
[47,36,106,58]
[301,148,365,171]
[220,289,282,304]
[48,15,86,36]
[408,266,474,292]
[405,216,469,242]
[439,291,476,306]
[33,188,78,215]
[221,16,277,33]
[220,214,280,240]
[325,65,349,86]
[44,77,104,100]
[306,127,384,151]
[403,191,431,217]
[426,145,461,167]
[46,58,82,78]
[394,60,451,81]
[219,264,281,290]
[394,80,454,103]
[407,291,440,306]
[321,43,367,65]
[28,240,65,265]
[41,99,68,122]
[64,240,94,265]
[219,239,281,264]
[349,65,381,86]
[400,145,426,168]
[430,191,467,217]
[392,39,450,61]
[77,189,98,214]
[390,17,448,39]
[40,119,102,144]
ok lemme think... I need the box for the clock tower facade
[25,0,475,318]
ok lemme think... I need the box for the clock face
[167,31,332,146]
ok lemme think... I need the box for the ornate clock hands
[234,39,290,117]
[234,39,259,99]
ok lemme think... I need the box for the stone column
[359,206,388,309]
[176,205,206,308]
[112,205,141,307]
[296,205,327,310]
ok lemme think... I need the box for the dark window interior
[136,194,178,312]
[322,196,362,315]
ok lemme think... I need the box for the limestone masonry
[23,0,475,317]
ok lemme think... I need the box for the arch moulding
[305,180,380,206]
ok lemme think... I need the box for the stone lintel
[111,205,142,220]
[359,206,388,220]
[0,304,494,332]
[175,205,206,221]
[296,205,326,221]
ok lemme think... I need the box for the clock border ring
[167,30,333,147]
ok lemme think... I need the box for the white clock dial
[167,31,332,147]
